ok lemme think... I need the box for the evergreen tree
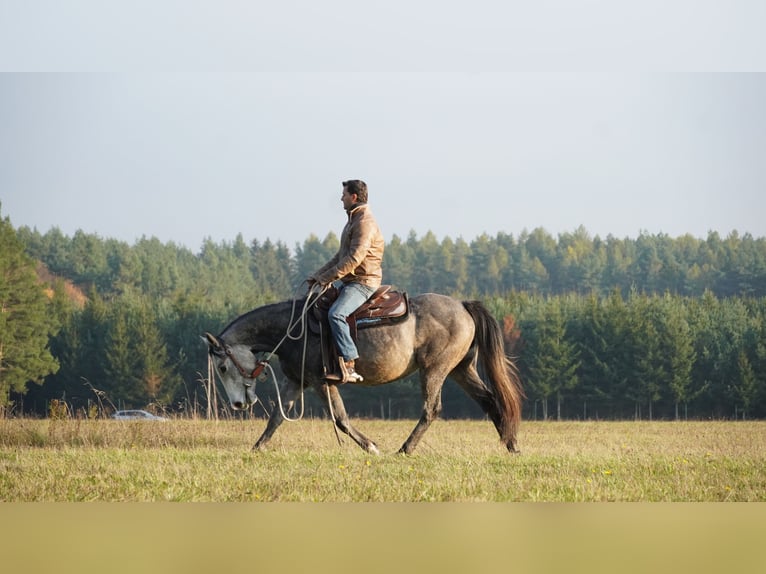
[571,293,621,418]
[432,237,456,294]
[103,301,139,405]
[410,231,439,294]
[596,289,635,418]
[36,290,92,413]
[627,292,664,420]
[383,234,415,291]
[658,295,696,420]
[0,208,59,407]
[557,226,602,293]
[292,234,336,292]
[72,289,111,403]
[519,296,580,420]
[251,238,293,300]
[696,294,750,417]
[603,236,633,294]
[733,351,757,419]
[131,298,178,405]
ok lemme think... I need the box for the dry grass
[1,418,764,501]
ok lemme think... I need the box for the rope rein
[262,282,343,444]
[254,282,331,424]
[210,281,343,444]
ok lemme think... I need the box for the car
[111,410,168,421]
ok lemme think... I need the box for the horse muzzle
[230,386,258,410]
[231,399,255,411]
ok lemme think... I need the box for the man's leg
[328,282,375,381]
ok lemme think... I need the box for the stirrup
[323,371,343,382]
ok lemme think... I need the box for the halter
[209,283,342,440]
[222,346,267,381]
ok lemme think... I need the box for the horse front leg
[252,379,302,451]
[317,383,380,455]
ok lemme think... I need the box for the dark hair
[343,180,368,203]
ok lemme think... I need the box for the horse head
[204,332,261,410]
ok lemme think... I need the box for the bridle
[207,283,339,428]
[216,345,267,382]
[212,283,327,385]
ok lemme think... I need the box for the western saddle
[310,284,409,381]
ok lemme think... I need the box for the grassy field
[1,417,765,501]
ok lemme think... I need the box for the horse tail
[462,300,525,451]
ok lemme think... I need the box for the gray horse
[205,293,523,454]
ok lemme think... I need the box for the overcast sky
[2,1,765,252]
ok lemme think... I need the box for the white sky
[1,1,765,252]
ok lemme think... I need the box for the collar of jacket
[346,203,367,216]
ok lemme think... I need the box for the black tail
[462,301,525,451]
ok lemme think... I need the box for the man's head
[342,180,368,203]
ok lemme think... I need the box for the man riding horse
[307,179,385,384]
[206,178,522,453]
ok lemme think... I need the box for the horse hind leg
[317,384,380,455]
[451,364,518,453]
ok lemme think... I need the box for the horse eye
[219,365,228,374]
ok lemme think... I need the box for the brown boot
[339,358,364,383]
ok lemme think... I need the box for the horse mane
[218,300,299,338]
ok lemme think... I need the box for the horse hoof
[367,443,381,456]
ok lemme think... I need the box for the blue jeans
[328,282,376,361]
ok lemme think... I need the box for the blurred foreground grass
[1,418,764,501]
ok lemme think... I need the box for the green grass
[1,418,764,501]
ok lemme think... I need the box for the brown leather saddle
[310,284,409,380]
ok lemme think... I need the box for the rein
[214,282,329,423]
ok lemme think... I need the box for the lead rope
[259,282,329,424]
[270,283,343,445]
[213,282,343,443]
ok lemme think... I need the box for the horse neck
[220,301,295,352]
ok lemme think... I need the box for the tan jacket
[311,204,384,288]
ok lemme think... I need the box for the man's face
[341,187,357,210]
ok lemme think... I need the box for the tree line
[2,205,766,419]
[17,224,766,301]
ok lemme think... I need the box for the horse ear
[203,332,223,351]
